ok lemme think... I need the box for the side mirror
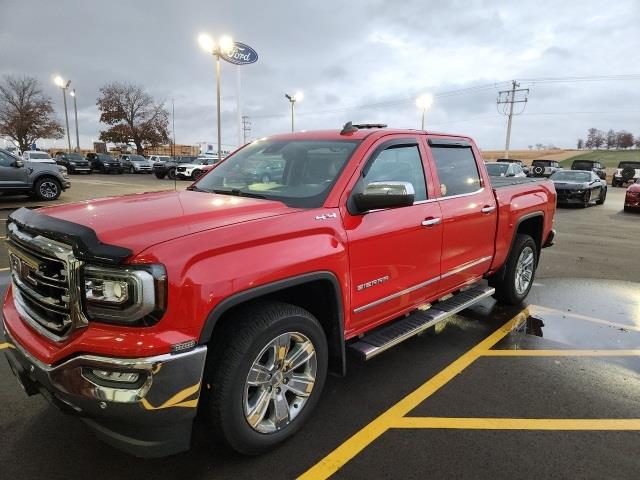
[353,181,415,213]
[14,159,24,168]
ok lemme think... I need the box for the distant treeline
[577,128,638,150]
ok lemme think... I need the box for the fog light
[90,369,140,383]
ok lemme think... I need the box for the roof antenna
[340,121,358,135]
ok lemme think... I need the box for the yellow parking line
[0,267,9,272]
[481,349,640,357]
[530,304,640,333]
[298,310,527,480]
[393,417,640,430]
[0,342,15,350]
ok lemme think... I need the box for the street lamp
[284,91,303,132]
[416,93,434,130]
[69,89,80,152]
[198,32,234,163]
[54,75,72,151]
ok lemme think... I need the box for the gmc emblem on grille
[9,254,38,287]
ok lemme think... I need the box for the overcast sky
[1,0,639,151]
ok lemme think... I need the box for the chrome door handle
[481,205,496,214]
[421,217,442,227]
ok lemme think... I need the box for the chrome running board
[348,285,495,360]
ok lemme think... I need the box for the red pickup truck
[2,124,556,457]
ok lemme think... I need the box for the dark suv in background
[86,153,123,173]
[54,152,91,174]
[571,159,606,180]
[153,156,197,179]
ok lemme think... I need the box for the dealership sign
[222,42,258,65]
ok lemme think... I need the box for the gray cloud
[1,0,639,152]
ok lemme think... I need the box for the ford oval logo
[221,42,258,65]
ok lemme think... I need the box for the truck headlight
[83,264,167,325]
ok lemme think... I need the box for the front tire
[33,177,61,201]
[490,234,537,305]
[168,168,176,180]
[596,188,606,205]
[204,301,328,455]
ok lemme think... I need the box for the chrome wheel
[515,246,534,295]
[39,181,59,199]
[243,332,317,434]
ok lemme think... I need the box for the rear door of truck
[422,137,497,293]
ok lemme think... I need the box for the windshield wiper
[186,185,209,192]
[211,188,267,199]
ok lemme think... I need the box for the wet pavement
[1,272,639,479]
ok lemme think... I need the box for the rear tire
[204,301,328,455]
[155,172,166,179]
[490,234,537,305]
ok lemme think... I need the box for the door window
[363,144,427,201]
[431,146,481,197]
[0,150,17,167]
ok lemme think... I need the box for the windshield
[129,155,146,161]
[532,160,552,167]
[619,162,640,169]
[195,139,360,208]
[29,152,51,159]
[551,171,591,182]
[486,163,509,176]
[98,154,112,161]
[68,153,84,160]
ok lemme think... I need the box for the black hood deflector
[8,207,132,264]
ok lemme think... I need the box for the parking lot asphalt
[1,176,639,479]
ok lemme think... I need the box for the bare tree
[0,75,64,152]
[616,131,634,149]
[97,82,169,155]
[585,128,604,149]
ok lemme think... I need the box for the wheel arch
[490,211,544,282]
[199,271,346,375]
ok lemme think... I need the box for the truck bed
[490,176,547,189]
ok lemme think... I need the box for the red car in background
[624,178,640,212]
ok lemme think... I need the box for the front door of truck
[425,138,496,294]
[0,150,28,189]
[342,136,443,335]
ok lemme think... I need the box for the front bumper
[556,190,588,204]
[2,322,207,458]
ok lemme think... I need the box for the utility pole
[497,80,529,159]
[241,115,251,144]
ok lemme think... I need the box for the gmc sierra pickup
[2,124,556,457]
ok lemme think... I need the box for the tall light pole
[285,91,303,132]
[54,75,72,151]
[69,89,80,152]
[198,33,234,163]
[416,93,434,130]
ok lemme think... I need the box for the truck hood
[40,190,298,256]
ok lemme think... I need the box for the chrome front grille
[6,222,87,341]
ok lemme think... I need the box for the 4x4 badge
[315,213,337,220]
